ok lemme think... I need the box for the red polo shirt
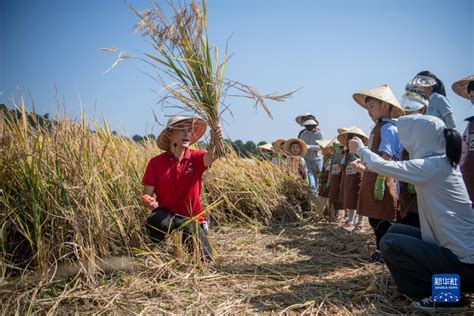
[142,148,208,223]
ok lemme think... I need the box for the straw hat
[399,90,428,113]
[257,143,273,153]
[157,116,207,151]
[283,138,308,157]
[272,139,286,151]
[295,113,319,126]
[353,84,405,118]
[315,139,330,148]
[336,126,356,134]
[337,126,369,147]
[452,75,474,100]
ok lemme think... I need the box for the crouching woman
[141,116,222,261]
[349,114,474,312]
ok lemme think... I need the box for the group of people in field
[139,71,474,312]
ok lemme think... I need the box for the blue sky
[1,0,473,143]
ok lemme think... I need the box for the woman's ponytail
[444,128,462,168]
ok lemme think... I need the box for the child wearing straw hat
[337,127,368,231]
[271,139,286,166]
[141,116,223,261]
[396,90,429,228]
[452,75,474,205]
[317,138,339,221]
[353,84,405,263]
[296,113,324,195]
[256,143,274,161]
[283,138,308,181]
[316,139,331,199]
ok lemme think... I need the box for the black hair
[417,70,446,96]
[365,96,393,115]
[443,128,462,168]
[467,81,474,94]
[365,96,376,104]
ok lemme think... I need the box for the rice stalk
[125,0,296,157]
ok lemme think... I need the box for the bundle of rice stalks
[126,0,295,157]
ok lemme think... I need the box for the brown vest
[342,150,362,210]
[398,149,418,219]
[329,153,343,210]
[318,156,331,198]
[461,118,474,203]
[356,121,398,220]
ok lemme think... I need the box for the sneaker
[369,250,384,264]
[411,296,470,313]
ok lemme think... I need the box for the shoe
[411,296,470,313]
[369,250,384,264]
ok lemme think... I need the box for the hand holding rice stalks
[129,0,295,157]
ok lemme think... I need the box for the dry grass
[2,220,424,315]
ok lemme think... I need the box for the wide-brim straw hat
[336,126,356,134]
[452,75,474,100]
[337,126,369,147]
[272,139,286,151]
[257,143,273,153]
[295,113,319,126]
[353,84,406,118]
[157,116,207,151]
[283,138,308,157]
[399,91,428,113]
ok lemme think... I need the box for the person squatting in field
[141,116,223,261]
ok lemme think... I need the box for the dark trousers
[368,217,392,250]
[146,208,213,260]
[380,224,474,299]
[398,211,420,228]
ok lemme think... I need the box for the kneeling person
[142,116,222,261]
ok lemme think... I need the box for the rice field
[5,104,471,315]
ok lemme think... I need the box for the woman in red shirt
[142,116,222,261]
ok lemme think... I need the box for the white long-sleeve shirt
[356,114,474,264]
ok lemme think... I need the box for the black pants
[380,224,474,299]
[398,211,420,228]
[368,217,393,250]
[146,208,213,261]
